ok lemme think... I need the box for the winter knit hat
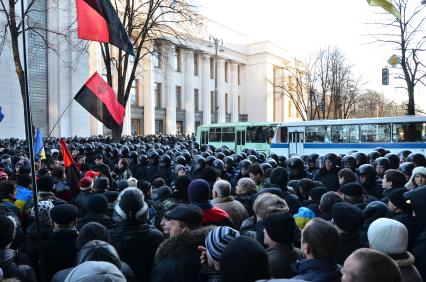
[294,207,316,229]
[220,236,270,282]
[127,177,138,187]
[188,179,212,209]
[116,179,129,191]
[88,194,108,214]
[264,212,296,245]
[0,215,15,248]
[37,176,55,192]
[368,218,408,254]
[80,176,93,190]
[76,222,111,251]
[113,187,148,222]
[389,188,412,212]
[331,202,364,233]
[270,167,289,190]
[205,226,240,263]
[31,200,54,221]
[405,166,426,189]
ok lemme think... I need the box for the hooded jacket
[211,196,248,229]
[292,259,341,282]
[391,252,423,282]
[0,249,36,282]
[64,261,126,282]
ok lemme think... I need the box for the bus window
[360,124,390,142]
[247,126,276,143]
[331,125,359,143]
[222,127,235,142]
[209,127,222,142]
[305,126,331,143]
[393,122,426,142]
[280,127,288,143]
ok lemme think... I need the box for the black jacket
[313,167,340,191]
[266,245,304,278]
[292,259,342,282]
[336,232,367,265]
[33,229,78,281]
[110,222,164,282]
[77,213,113,230]
[72,190,93,217]
[0,249,36,282]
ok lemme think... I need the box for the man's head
[253,192,288,220]
[382,169,405,190]
[50,204,79,228]
[235,178,257,195]
[263,212,295,247]
[339,182,363,205]
[341,248,401,282]
[319,191,343,214]
[212,180,231,199]
[301,218,340,263]
[162,204,203,237]
[247,164,264,185]
[338,168,356,186]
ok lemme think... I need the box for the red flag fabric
[74,72,125,129]
[76,0,135,56]
[60,138,80,198]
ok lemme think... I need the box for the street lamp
[207,35,224,123]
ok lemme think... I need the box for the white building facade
[0,15,301,138]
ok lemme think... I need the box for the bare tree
[367,0,426,115]
[100,0,199,140]
[274,47,361,121]
[354,89,406,117]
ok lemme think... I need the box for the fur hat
[405,166,426,189]
[113,187,148,222]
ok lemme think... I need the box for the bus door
[236,129,246,153]
[200,129,209,145]
[289,128,304,155]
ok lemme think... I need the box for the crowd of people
[0,135,426,282]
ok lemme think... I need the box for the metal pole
[19,1,46,281]
[214,39,218,123]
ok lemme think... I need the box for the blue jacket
[292,259,341,282]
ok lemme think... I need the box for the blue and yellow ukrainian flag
[34,128,46,160]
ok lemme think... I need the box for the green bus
[196,122,278,154]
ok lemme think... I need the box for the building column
[165,44,176,134]
[231,62,239,122]
[201,54,211,125]
[143,53,155,134]
[266,64,274,122]
[122,102,132,135]
[183,50,195,135]
[216,58,225,123]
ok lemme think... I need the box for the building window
[238,96,241,114]
[211,91,216,112]
[194,88,199,111]
[210,58,215,79]
[194,53,199,76]
[153,45,161,68]
[155,120,164,134]
[176,86,182,109]
[225,62,229,82]
[130,79,138,105]
[238,65,241,85]
[155,82,162,108]
[175,47,181,72]
[131,119,141,135]
[225,93,229,113]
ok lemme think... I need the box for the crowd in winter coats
[0,135,426,282]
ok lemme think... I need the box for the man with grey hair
[212,180,249,229]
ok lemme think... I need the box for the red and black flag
[76,0,135,56]
[74,72,125,129]
[60,138,80,199]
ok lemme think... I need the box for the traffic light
[382,68,389,85]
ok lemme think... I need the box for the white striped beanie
[205,226,240,263]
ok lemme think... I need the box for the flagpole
[20,0,46,281]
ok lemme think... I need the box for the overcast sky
[196,0,426,107]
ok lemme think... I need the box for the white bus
[270,116,426,156]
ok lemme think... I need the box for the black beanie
[50,204,79,225]
[37,175,55,192]
[331,202,364,233]
[264,212,296,245]
[310,186,328,203]
[270,167,288,189]
[0,215,15,248]
[88,194,108,214]
[389,188,412,213]
[76,222,110,251]
[220,236,270,282]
